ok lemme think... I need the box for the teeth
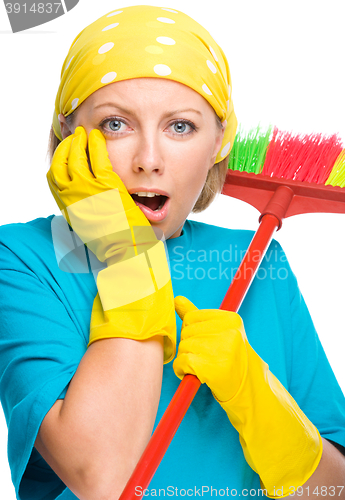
[134,192,161,197]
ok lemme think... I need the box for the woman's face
[59,78,224,240]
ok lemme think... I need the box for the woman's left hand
[173,296,324,496]
[173,295,249,402]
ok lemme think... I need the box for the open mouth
[131,193,168,212]
[130,192,170,222]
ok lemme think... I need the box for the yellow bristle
[326,149,345,187]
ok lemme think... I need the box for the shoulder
[0,215,55,244]
[0,215,59,272]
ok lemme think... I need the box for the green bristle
[228,125,272,174]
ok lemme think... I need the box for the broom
[119,125,345,499]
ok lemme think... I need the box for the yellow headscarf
[53,5,237,163]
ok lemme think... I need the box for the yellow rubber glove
[173,296,323,497]
[47,126,176,363]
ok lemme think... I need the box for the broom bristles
[229,125,345,186]
[228,125,272,174]
[262,127,343,184]
[326,149,345,187]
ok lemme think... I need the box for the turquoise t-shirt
[0,215,344,500]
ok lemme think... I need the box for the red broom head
[261,127,343,184]
[224,126,345,219]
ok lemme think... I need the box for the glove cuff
[218,343,322,497]
[88,272,176,364]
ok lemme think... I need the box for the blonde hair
[47,115,229,213]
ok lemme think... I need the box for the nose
[132,131,165,175]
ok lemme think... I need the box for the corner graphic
[3,0,79,33]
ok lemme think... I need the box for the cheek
[176,161,210,207]
[179,148,213,185]
[102,140,125,173]
[176,134,217,169]
[168,144,209,172]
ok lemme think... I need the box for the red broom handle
[120,186,294,500]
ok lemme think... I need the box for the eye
[108,119,124,132]
[174,122,188,133]
[170,120,196,135]
[99,117,129,135]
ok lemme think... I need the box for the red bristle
[262,128,343,184]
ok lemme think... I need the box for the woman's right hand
[47,126,176,363]
[47,126,157,265]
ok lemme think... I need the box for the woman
[0,5,344,500]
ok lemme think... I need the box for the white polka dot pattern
[207,60,217,74]
[202,84,212,96]
[65,56,74,71]
[107,11,122,17]
[71,98,79,110]
[157,17,175,24]
[154,64,172,76]
[221,142,231,157]
[102,23,119,31]
[53,5,237,164]
[156,36,176,45]
[98,42,114,54]
[101,72,117,84]
[209,46,218,62]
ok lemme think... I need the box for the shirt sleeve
[284,251,345,450]
[0,237,87,500]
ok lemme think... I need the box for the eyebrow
[93,103,202,117]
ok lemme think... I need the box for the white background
[0,0,344,497]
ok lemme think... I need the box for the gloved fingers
[178,323,215,342]
[175,333,213,356]
[175,328,248,402]
[178,326,246,365]
[67,126,92,181]
[174,296,199,321]
[88,129,141,213]
[48,134,74,189]
[210,310,245,333]
[175,296,245,332]
[175,295,227,325]
[173,352,201,381]
[88,129,116,179]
